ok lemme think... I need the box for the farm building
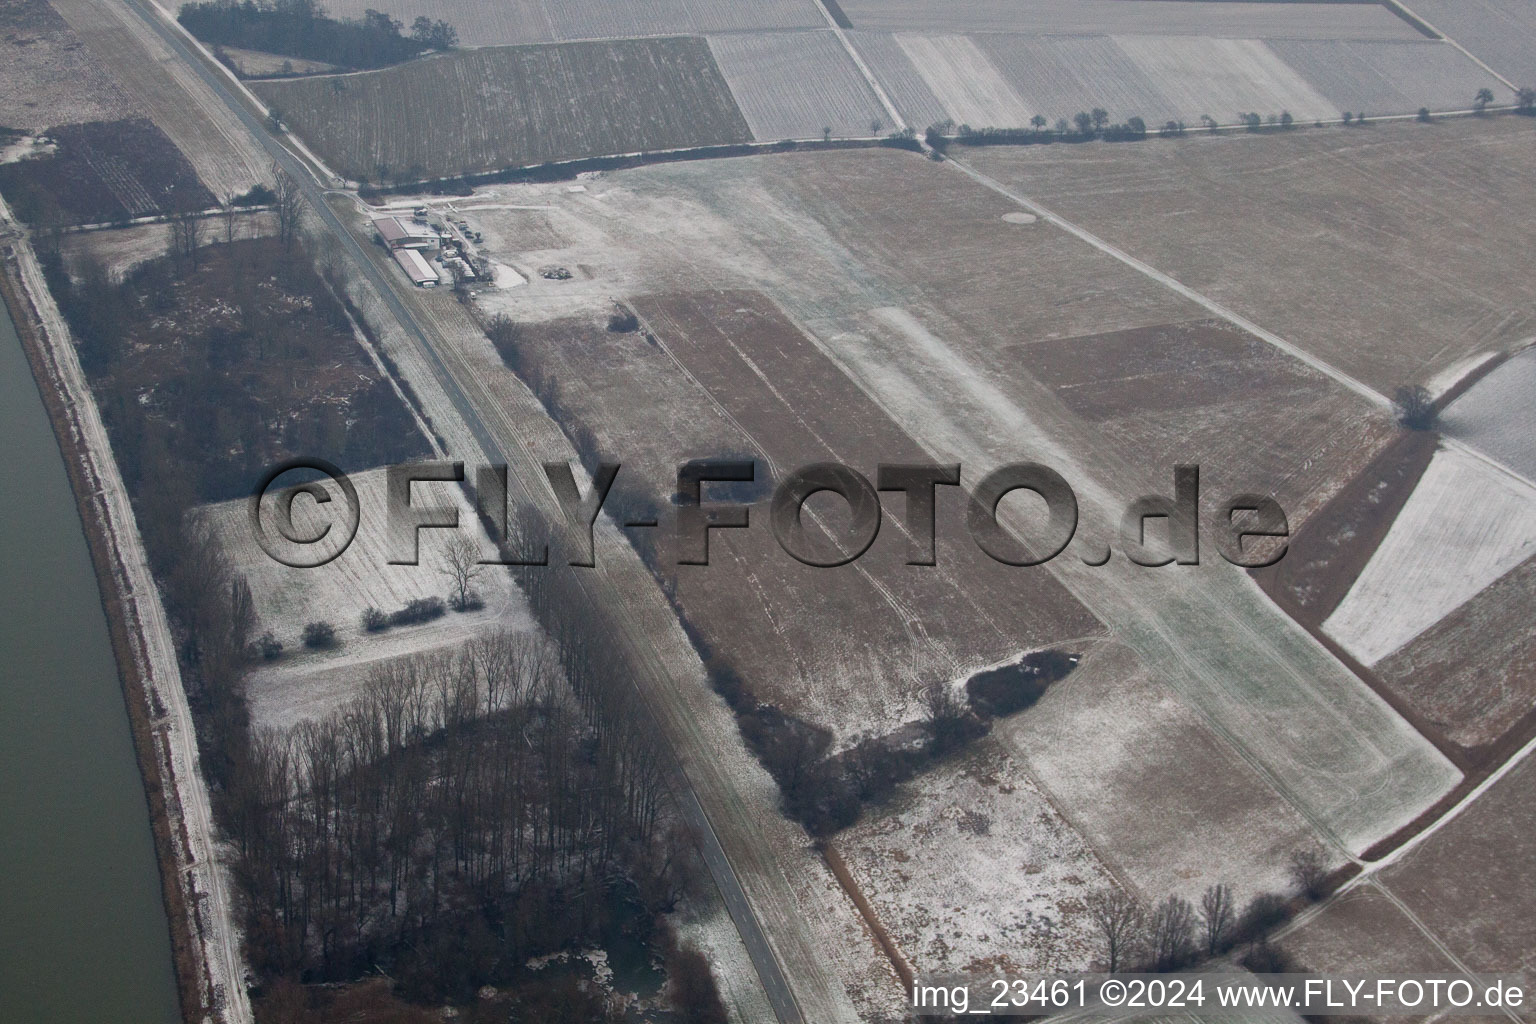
[392,246,439,287]
[373,215,439,250]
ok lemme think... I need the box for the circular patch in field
[1002,212,1037,225]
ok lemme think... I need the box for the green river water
[0,300,181,1023]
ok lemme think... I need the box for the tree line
[180,0,456,71]
[1087,848,1332,976]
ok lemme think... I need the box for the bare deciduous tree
[1289,848,1328,900]
[168,209,202,274]
[1088,890,1143,973]
[1393,383,1436,430]
[439,533,486,611]
[1201,882,1235,956]
[271,161,304,251]
[1147,895,1196,971]
[220,190,238,244]
[921,681,969,755]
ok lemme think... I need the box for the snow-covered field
[895,34,1033,129]
[855,32,1493,130]
[997,642,1320,903]
[839,744,1112,976]
[1113,35,1333,123]
[204,466,529,651]
[1441,347,1536,483]
[1324,446,1536,666]
[707,31,889,140]
[835,0,1424,39]
[0,0,142,131]
[1411,0,1536,88]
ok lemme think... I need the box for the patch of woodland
[180,0,456,72]
[43,234,428,503]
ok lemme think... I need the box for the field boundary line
[820,842,916,992]
[1371,730,1536,871]
[1387,1,1519,91]
[945,155,1391,411]
[809,3,908,131]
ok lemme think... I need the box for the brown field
[505,290,1102,736]
[0,118,214,225]
[48,0,268,195]
[964,117,1536,395]
[1290,752,1536,991]
[461,146,1454,850]
[0,0,140,130]
[1374,753,1536,978]
[254,39,752,183]
[1254,430,1437,626]
[1283,885,1460,975]
[1375,554,1536,751]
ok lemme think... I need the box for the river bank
[0,226,251,1023]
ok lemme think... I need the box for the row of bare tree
[1087,849,1329,974]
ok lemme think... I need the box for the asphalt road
[111,2,808,1019]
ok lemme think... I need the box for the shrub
[1234,893,1292,943]
[966,650,1079,717]
[607,310,639,333]
[253,631,283,661]
[361,606,389,632]
[1288,848,1328,900]
[1417,107,1432,123]
[302,620,337,649]
[233,183,277,207]
[1393,384,1436,430]
[389,596,446,627]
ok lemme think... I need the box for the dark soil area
[965,649,1079,717]
[1251,428,1437,626]
[47,235,428,503]
[0,118,214,226]
[1011,318,1318,422]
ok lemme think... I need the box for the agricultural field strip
[857,32,1483,130]
[833,0,1426,39]
[847,307,1453,853]
[895,34,1034,128]
[803,0,909,131]
[705,32,891,140]
[1112,35,1334,123]
[89,3,851,1019]
[1324,446,1536,666]
[308,0,825,47]
[51,0,267,196]
[946,158,1388,408]
[254,39,753,181]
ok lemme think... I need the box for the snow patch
[1324,446,1536,665]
